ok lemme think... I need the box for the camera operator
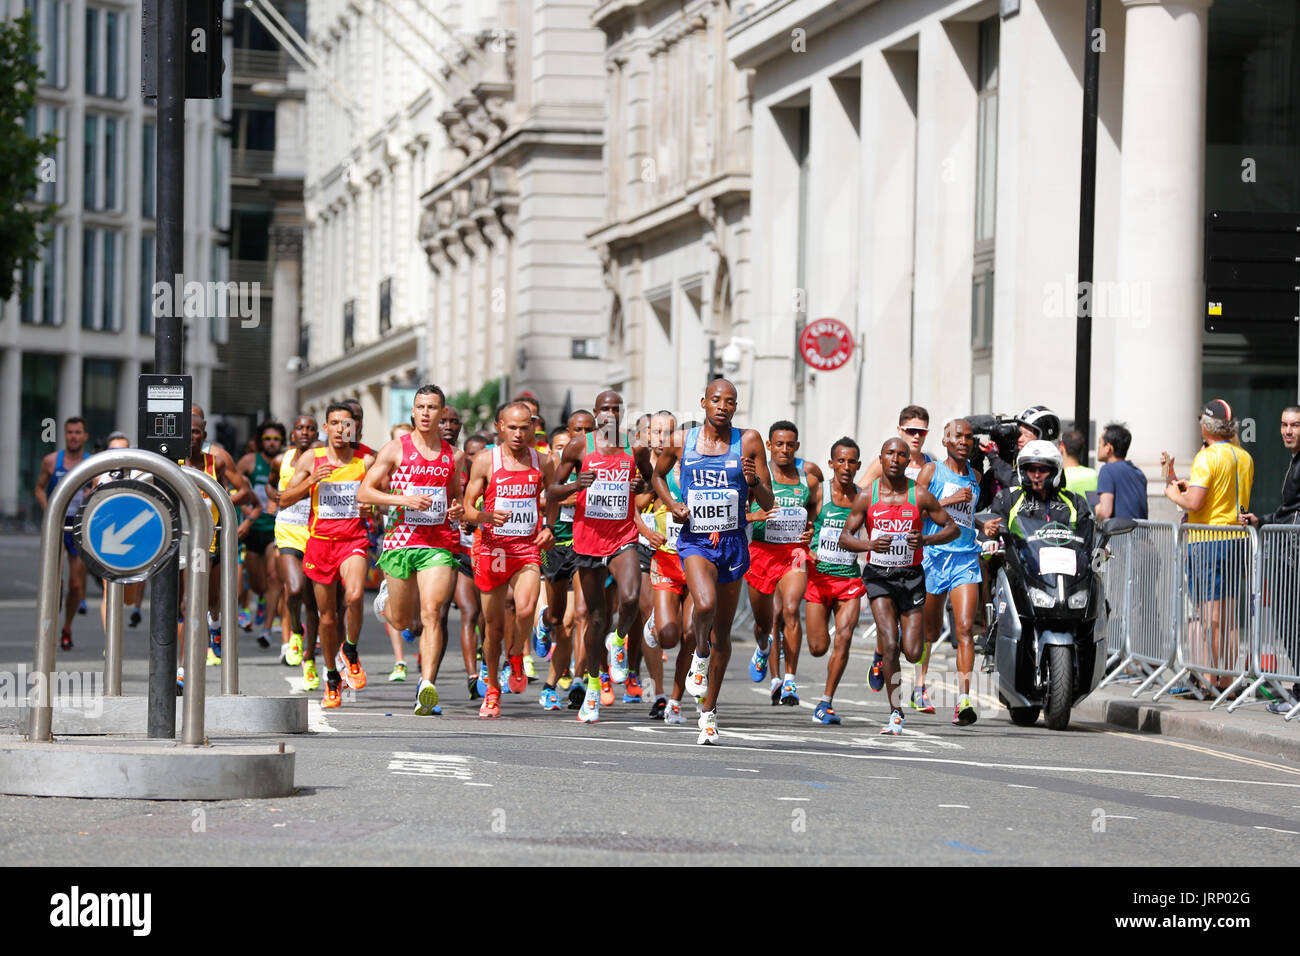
[967,406,1062,509]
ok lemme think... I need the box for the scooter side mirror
[1098,517,1136,537]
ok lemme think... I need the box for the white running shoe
[606,632,628,684]
[665,699,685,724]
[578,686,600,724]
[880,709,905,736]
[686,652,710,700]
[372,579,388,625]
[643,613,658,649]
[697,710,719,745]
[413,679,439,716]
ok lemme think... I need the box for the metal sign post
[31,450,212,744]
[184,466,241,695]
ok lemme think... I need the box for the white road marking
[1106,815,1138,820]
[582,761,617,766]
[306,699,336,733]
[1148,794,1181,799]
[464,782,494,788]
[389,752,475,780]
[1254,825,1300,835]
[727,768,761,773]
[938,804,970,809]
[1007,784,1037,790]
[776,797,810,801]
[429,729,1300,790]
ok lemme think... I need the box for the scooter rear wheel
[1008,706,1040,727]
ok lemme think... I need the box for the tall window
[971,16,999,414]
[140,233,155,334]
[84,6,127,98]
[83,112,123,212]
[27,0,68,88]
[20,225,65,326]
[141,122,155,217]
[82,359,120,440]
[82,227,123,331]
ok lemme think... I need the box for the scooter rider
[979,440,1094,553]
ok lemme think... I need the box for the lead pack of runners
[75,383,1043,747]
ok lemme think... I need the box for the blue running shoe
[779,676,799,707]
[254,597,266,628]
[500,663,514,694]
[238,608,252,631]
[532,606,552,659]
[869,652,884,692]
[812,700,841,725]
[749,646,770,683]
[539,686,561,711]
[476,660,489,698]
[401,628,415,643]
[208,626,222,660]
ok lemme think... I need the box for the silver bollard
[30,449,212,745]
[104,581,124,697]
[184,466,241,696]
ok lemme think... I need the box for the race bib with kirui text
[276,497,310,526]
[403,486,447,526]
[817,524,854,566]
[942,482,975,528]
[868,528,912,567]
[585,479,630,521]
[765,506,807,544]
[495,496,538,537]
[687,488,739,533]
[316,481,360,520]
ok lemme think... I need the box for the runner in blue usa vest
[652,379,774,746]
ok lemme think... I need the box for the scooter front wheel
[1045,643,1074,730]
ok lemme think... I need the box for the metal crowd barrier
[1154,524,1256,708]
[1097,520,1180,696]
[1252,525,1300,719]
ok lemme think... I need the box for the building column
[270,224,303,424]
[0,348,21,517]
[1114,0,1211,497]
[116,357,140,437]
[58,353,82,429]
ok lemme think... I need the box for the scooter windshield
[1009,512,1089,588]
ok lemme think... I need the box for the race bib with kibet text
[687,488,739,533]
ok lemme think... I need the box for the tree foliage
[447,378,503,435]
[0,12,59,302]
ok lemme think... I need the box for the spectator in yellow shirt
[1163,399,1254,692]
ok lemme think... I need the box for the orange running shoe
[479,687,501,719]
[322,681,342,709]
[507,655,526,694]
[599,672,615,707]
[341,647,367,690]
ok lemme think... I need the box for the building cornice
[727,0,881,70]
[297,324,420,393]
[588,172,750,249]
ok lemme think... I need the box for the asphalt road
[2,533,1299,866]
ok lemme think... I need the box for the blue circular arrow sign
[80,490,170,575]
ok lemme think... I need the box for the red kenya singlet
[382,432,458,552]
[478,446,543,559]
[573,433,636,558]
[863,479,923,569]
